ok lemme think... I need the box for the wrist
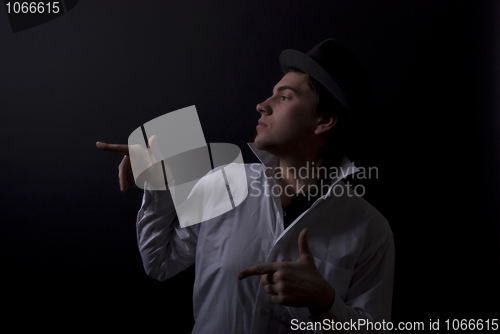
[308,287,335,316]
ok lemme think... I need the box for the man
[97,38,394,333]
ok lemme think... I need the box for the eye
[280,95,289,101]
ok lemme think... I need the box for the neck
[274,153,328,195]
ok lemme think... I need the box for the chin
[254,137,277,155]
[254,139,265,150]
[254,136,267,151]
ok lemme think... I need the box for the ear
[314,112,337,135]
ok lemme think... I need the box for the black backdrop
[1,0,499,331]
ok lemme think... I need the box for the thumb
[147,134,172,182]
[147,134,157,149]
[297,228,315,264]
[148,134,165,164]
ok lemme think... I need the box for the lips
[257,120,268,127]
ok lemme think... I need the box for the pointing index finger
[237,262,284,280]
[96,142,129,156]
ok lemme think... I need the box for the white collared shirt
[136,143,394,333]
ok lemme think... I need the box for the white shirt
[136,143,395,333]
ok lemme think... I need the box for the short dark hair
[284,67,348,168]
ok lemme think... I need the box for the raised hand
[237,228,335,315]
[96,141,134,191]
[96,135,172,191]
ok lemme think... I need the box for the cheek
[280,110,314,133]
[272,118,310,143]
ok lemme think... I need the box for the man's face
[254,71,319,155]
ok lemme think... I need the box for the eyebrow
[274,85,300,95]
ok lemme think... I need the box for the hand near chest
[238,228,335,316]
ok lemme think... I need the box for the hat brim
[279,49,350,110]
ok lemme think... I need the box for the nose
[256,97,272,116]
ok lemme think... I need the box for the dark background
[1,0,499,331]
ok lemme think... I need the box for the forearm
[136,185,198,281]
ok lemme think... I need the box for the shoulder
[324,180,392,245]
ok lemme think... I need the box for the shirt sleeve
[136,181,200,281]
[308,230,395,334]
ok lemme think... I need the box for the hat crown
[280,38,371,112]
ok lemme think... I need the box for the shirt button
[260,307,269,314]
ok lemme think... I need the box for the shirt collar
[247,142,360,189]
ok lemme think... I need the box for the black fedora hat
[279,38,371,112]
